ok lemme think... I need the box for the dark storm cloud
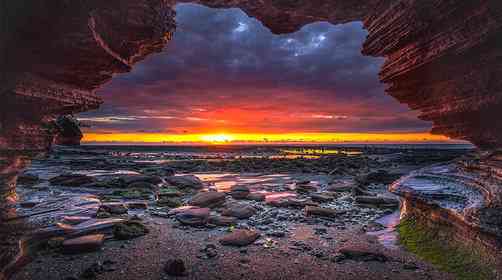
[79,3,432,134]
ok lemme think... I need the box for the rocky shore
[2,145,492,279]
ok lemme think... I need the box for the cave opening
[1,1,502,279]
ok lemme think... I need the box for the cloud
[79,3,431,135]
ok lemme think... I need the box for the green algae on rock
[397,218,497,280]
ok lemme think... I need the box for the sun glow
[200,134,234,143]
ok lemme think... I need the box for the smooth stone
[17,173,40,185]
[246,193,266,202]
[62,234,105,254]
[175,207,210,226]
[229,185,250,199]
[208,215,237,226]
[295,183,318,193]
[166,175,204,189]
[219,229,260,246]
[305,206,343,218]
[158,188,183,198]
[221,203,256,219]
[189,191,226,208]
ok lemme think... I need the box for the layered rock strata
[390,151,502,260]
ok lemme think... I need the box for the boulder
[229,185,250,199]
[295,183,317,193]
[219,229,260,246]
[327,180,355,192]
[175,207,210,226]
[356,170,400,186]
[189,191,226,208]
[221,203,256,219]
[62,234,104,254]
[166,175,204,189]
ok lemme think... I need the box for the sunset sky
[79,4,454,144]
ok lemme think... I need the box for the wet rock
[166,175,204,189]
[49,174,96,187]
[338,245,388,262]
[208,215,237,226]
[355,195,399,208]
[189,191,226,208]
[156,197,183,208]
[175,207,210,226]
[111,189,152,200]
[229,185,250,199]
[219,229,260,246]
[98,203,128,215]
[62,234,104,254]
[310,193,334,203]
[267,231,286,238]
[247,193,266,202]
[113,221,149,240]
[356,170,400,186]
[164,259,187,276]
[221,203,257,219]
[119,175,162,186]
[305,206,342,218]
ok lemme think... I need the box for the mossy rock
[156,197,183,208]
[397,218,496,280]
[158,187,183,198]
[113,221,149,240]
[112,189,152,199]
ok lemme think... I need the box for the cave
[1,0,502,279]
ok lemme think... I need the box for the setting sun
[200,134,235,143]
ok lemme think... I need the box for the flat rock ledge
[390,153,502,262]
